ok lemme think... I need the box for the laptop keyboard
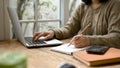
[24,37,46,45]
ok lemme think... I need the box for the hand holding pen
[68,23,91,48]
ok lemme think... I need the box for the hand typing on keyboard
[38,36,45,40]
[33,31,54,41]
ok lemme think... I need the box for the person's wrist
[48,30,55,38]
[86,36,91,46]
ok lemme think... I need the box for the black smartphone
[86,45,110,54]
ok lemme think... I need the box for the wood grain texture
[0,39,120,68]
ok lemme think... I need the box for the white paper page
[50,43,89,55]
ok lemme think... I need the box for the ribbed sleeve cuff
[49,29,62,39]
[86,35,104,45]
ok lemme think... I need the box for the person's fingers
[35,32,45,41]
[71,35,86,48]
[70,35,88,48]
[69,36,76,44]
[73,38,82,47]
[75,36,90,48]
[33,32,40,41]
[33,32,45,41]
[72,35,79,41]
[33,32,39,38]
[44,35,52,40]
[70,35,80,45]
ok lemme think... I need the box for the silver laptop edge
[7,7,29,47]
[7,7,63,48]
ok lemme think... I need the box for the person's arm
[87,2,120,48]
[51,4,85,39]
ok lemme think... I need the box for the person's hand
[70,34,90,48]
[33,30,54,41]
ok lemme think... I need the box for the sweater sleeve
[87,2,120,48]
[51,4,85,39]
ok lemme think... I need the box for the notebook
[7,7,63,48]
[50,43,89,55]
[73,48,120,66]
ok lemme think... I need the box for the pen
[68,23,91,47]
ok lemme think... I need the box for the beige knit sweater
[52,0,120,48]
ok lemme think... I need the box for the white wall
[0,0,12,40]
[60,0,69,26]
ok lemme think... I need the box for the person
[33,0,120,48]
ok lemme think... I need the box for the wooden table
[0,39,120,68]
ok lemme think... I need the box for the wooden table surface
[0,39,120,68]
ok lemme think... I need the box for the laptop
[7,7,63,48]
